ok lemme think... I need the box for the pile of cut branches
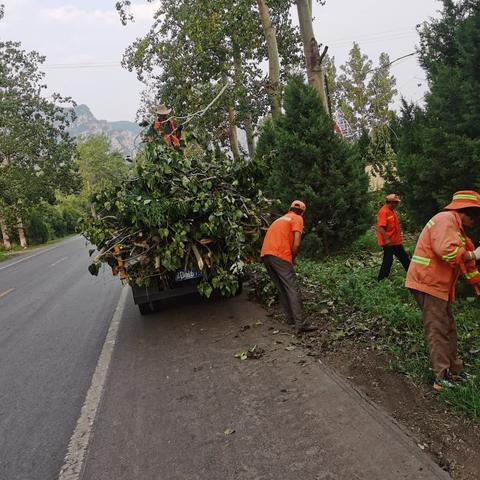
[81,139,271,298]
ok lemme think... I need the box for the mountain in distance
[69,104,142,157]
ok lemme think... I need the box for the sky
[1,0,442,122]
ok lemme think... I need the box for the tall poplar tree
[116,0,301,159]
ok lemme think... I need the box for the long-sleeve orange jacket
[405,210,480,302]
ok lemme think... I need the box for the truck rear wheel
[138,302,155,315]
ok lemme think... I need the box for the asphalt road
[82,293,450,480]
[0,238,453,480]
[0,237,122,480]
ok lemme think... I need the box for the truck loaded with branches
[82,128,270,314]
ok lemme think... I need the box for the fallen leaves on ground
[234,345,265,360]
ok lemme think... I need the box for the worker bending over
[261,201,317,335]
[406,191,480,391]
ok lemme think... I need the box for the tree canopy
[0,41,78,246]
[390,0,480,225]
[256,77,371,255]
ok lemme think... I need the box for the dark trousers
[378,244,410,281]
[262,255,303,327]
[411,289,463,379]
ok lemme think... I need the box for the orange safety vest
[405,210,480,302]
[377,204,402,246]
[154,118,180,147]
[260,212,304,264]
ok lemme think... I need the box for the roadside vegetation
[0,38,130,252]
[248,230,480,422]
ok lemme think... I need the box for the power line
[327,26,416,44]
[328,28,418,48]
[44,62,122,70]
[365,52,417,75]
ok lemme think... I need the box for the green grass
[249,231,480,422]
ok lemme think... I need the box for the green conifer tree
[256,77,371,256]
[391,1,480,226]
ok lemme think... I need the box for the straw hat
[155,104,172,115]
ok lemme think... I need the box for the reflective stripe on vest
[412,255,431,266]
[464,271,479,280]
[426,220,435,229]
[442,246,459,262]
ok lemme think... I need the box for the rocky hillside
[69,104,141,157]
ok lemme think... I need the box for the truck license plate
[175,270,202,282]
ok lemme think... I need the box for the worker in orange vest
[406,190,480,391]
[377,194,410,281]
[153,104,182,148]
[261,200,318,335]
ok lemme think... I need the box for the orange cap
[290,200,306,212]
[444,190,480,210]
[386,194,401,203]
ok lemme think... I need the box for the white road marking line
[0,288,15,299]
[0,236,80,272]
[0,246,58,271]
[57,286,128,480]
[51,256,68,267]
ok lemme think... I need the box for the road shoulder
[80,292,450,480]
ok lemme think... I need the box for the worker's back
[261,212,303,264]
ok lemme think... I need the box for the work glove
[473,246,480,260]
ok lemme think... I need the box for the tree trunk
[223,70,241,161]
[17,216,28,248]
[228,106,241,162]
[90,202,97,219]
[0,214,11,250]
[232,48,256,158]
[244,114,256,158]
[257,0,282,120]
[296,0,329,112]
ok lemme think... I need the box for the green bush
[349,230,378,254]
[300,232,324,259]
[39,203,68,237]
[25,212,49,244]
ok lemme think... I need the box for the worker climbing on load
[261,200,318,336]
[152,104,182,148]
[377,193,410,281]
[405,190,480,392]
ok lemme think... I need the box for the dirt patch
[263,307,480,480]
